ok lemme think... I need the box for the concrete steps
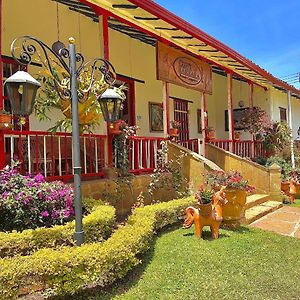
[243,194,283,225]
[245,194,270,209]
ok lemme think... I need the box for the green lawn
[86,225,300,300]
[292,199,300,208]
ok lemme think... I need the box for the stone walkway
[250,206,300,238]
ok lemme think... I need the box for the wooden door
[174,99,189,141]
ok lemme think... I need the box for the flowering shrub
[238,107,272,137]
[0,163,74,232]
[170,120,181,129]
[207,170,254,192]
[113,121,139,176]
[263,121,291,152]
[195,186,214,204]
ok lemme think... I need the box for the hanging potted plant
[0,110,12,129]
[207,170,254,227]
[34,67,126,133]
[169,120,181,137]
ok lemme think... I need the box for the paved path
[250,206,300,238]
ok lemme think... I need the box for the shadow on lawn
[182,225,250,241]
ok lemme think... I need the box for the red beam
[80,0,268,90]
[126,0,300,95]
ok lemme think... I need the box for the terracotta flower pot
[234,132,241,141]
[108,120,123,135]
[294,182,300,198]
[281,181,290,195]
[206,130,215,140]
[0,113,12,128]
[222,189,247,228]
[198,202,212,217]
[169,128,179,137]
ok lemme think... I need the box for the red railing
[2,130,107,181]
[177,138,201,154]
[123,136,167,174]
[208,139,266,158]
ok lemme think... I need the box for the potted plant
[205,126,215,140]
[112,122,139,177]
[237,107,272,140]
[263,121,291,157]
[0,110,12,129]
[207,170,254,227]
[169,120,181,137]
[108,120,126,135]
[234,131,241,141]
[195,186,214,216]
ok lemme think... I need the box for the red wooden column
[99,13,113,166]
[200,92,206,156]
[287,90,295,168]
[227,72,234,152]
[248,81,253,109]
[162,81,170,137]
[0,0,5,169]
[248,82,255,157]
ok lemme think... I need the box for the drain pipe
[287,90,295,169]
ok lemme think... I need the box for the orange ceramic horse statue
[289,177,297,204]
[183,186,228,239]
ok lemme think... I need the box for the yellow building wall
[3,0,298,142]
[3,0,106,133]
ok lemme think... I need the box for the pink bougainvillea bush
[0,163,74,232]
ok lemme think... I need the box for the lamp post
[5,35,122,246]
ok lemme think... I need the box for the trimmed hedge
[0,196,197,299]
[0,199,115,257]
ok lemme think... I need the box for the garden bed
[0,196,197,299]
[0,199,116,257]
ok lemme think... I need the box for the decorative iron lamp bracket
[10,35,117,103]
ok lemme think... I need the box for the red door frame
[116,74,136,126]
[173,98,189,141]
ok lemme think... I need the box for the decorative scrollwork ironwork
[11,35,117,102]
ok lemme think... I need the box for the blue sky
[155,0,300,88]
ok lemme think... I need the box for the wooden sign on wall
[156,42,212,94]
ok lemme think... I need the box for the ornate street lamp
[4,70,41,116]
[98,88,123,122]
[6,35,121,246]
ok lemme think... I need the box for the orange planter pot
[108,120,123,135]
[169,128,179,137]
[234,132,241,141]
[294,183,300,198]
[281,181,290,195]
[198,202,212,217]
[0,114,12,129]
[206,130,215,140]
[222,189,247,227]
